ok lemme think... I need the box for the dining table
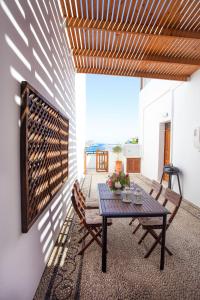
[98,183,170,273]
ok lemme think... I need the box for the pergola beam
[77,67,189,81]
[73,49,200,67]
[66,16,200,41]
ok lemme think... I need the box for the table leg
[160,214,167,270]
[102,216,107,272]
[168,174,172,189]
[177,174,182,196]
[160,172,164,184]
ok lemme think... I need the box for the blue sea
[85,143,118,153]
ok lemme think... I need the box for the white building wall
[139,70,200,207]
[109,151,118,173]
[75,73,86,180]
[86,154,96,169]
[0,1,79,299]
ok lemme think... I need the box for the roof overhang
[61,0,200,81]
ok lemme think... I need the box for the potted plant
[112,145,123,173]
[131,137,139,144]
[107,172,130,194]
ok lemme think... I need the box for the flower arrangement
[107,172,130,191]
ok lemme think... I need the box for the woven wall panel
[20,81,69,233]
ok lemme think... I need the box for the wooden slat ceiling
[61,0,200,81]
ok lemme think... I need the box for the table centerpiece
[107,172,130,194]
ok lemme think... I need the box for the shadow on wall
[37,174,76,263]
[0,0,77,298]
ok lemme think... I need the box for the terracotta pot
[115,160,122,173]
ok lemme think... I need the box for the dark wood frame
[137,188,182,258]
[71,187,102,255]
[20,81,69,233]
[126,157,141,173]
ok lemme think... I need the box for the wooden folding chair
[129,180,163,232]
[73,182,98,234]
[149,180,163,201]
[74,180,99,209]
[137,188,182,258]
[71,188,112,255]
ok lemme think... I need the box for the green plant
[125,137,139,144]
[131,137,139,144]
[107,172,130,191]
[112,145,122,160]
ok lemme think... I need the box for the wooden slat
[62,0,200,80]
[103,0,109,21]
[60,0,67,17]
[66,16,200,41]
[75,58,197,79]
[82,0,87,19]
[75,0,82,18]
[77,67,189,81]
[70,1,77,18]
[64,0,72,17]
[73,49,200,67]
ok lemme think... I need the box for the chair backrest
[149,180,162,200]
[74,179,81,191]
[71,188,85,223]
[163,188,182,224]
[74,181,86,208]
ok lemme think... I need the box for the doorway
[96,151,109,172]
[163,122,171,180]
[84,150,109,174]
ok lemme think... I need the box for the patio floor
[35,173,200,300]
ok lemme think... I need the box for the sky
[86,74,140,144]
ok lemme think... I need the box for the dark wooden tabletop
[98,183,169,218]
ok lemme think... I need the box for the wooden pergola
[61,0,200,81]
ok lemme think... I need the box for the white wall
[109,151,117,173]
[75,73,86,180]
[142,90,172,179]
[139,70,200,207]
[0,1,78,299]
[86,154,96,169]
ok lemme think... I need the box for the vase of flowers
[107,172,130,194]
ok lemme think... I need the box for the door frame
[96,150,109,172]
[158,121,172,181]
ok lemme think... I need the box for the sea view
[85,143,120,153]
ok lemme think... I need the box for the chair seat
[85,202,99,209]
[139,216,168,229]
[85,197,99,209]
[85,209,112,226]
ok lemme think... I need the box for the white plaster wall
[75,73,86,180]
[109,151,117,173]
[0,1,77,299]
[86,154,96,169]
[142,91,172,179]
[172,73,200,206]
[139,70,200,207]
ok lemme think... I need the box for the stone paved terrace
[35,172,200,300]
